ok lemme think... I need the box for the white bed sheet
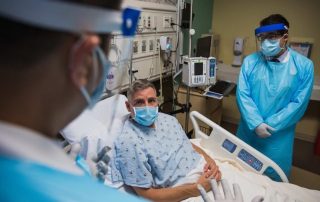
[181,140,320,202]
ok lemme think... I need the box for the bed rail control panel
[222,139,237,153]
[238,149,263,171]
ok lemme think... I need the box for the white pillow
[61,110,107,159]
[61,94,129,188]
[91,94,129,124]
[61,94,129,149]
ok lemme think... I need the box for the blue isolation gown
[236,48,314,180]
[0,120,146,202]
[0,156,146,202]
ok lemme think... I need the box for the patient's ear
[125,101,135,118]
[125,101,131,112]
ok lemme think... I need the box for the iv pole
[184,0,193,134]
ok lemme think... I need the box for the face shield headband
[255,23,288,36]
[0,0,140,36]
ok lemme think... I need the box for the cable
[158,40,163,104]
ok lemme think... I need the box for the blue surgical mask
[260,38,283,57]
[80,46,110,109]
[133,106,159,126]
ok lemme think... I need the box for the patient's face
[126,87,158,117]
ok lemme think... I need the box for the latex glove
[94,146,111,182]
[68,143,111,182]
[197,179,243,202]
[255,123,275,138]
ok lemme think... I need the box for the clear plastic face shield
[254,23,288,60]
[0,0,140,105]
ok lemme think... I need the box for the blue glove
[68,143,111,182]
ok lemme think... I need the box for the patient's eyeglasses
[132,97,158,107]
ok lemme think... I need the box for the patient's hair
[127,79,156,101]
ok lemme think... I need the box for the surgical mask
[133,106,159,126]
[260,38,283,57]
[80,47,110,109]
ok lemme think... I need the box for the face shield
[254,23,288,59]
[0,0,140,104]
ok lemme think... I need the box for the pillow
[61,110,107,160]
[61,94,130,189]
[61,94,129,150]
[91,94,130,124]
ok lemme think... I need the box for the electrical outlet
[142,16,146,28]
[149,40,154,51]
[163,16,170,28]
[141,40,147,52]
[170,16,174,26]
[133,41,139,54]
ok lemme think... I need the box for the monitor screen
[194,62,203,75]
[196,36,212,57]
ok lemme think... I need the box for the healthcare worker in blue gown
[0,1,145,201]
[236,14,314,181]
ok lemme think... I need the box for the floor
[220,121,320,190]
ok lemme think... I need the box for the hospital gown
[111,112,201,188]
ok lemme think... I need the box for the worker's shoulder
[239,52,262,74]
[243,52,261,62]
[290,48,313,69]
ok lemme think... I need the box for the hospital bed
[61,94,320,202]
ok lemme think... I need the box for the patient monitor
[182,57,217,87]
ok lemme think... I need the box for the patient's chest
[137,114,200,187]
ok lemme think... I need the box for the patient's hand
[196,173,212,192]
[203,159,221,181]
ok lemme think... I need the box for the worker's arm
[192,143,221,180]
[132,173,211,202]
[236,57,264,131]
[265,61,314,132]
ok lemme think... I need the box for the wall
[212,0,320,76]
[212,0,320,141]
[182,0,214,55]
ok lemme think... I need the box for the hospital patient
[111,79,222,201]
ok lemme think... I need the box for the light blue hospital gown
[111,113,201,188]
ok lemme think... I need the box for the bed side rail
[189,111,289,183]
